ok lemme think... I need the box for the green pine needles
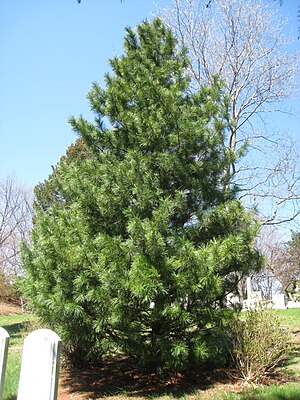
[21,19,263,372]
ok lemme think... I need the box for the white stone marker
[272,293,286,309]
[0,327,10,400]
[17,329,61,400]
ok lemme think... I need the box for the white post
[0,327,10,400]
[17,329,61,400]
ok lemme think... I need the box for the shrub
[229,305,292,383]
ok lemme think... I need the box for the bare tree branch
[157,0,300,226]
[0,176,33,281]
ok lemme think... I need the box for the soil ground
[57,328,300,400]
[0,300,24,316]
[57,359,299,400]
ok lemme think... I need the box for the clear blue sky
[0,0,299,189]
[0,0,172,186]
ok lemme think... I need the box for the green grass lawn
[276,308,300,330]
[213,383,300,400]
[0,314,33,400]
[0,309,299,400]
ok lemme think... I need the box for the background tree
[21,18,263,371]
[158,0,300,226]
[251,226,285,299]
[252,227,300,301]
[285,232,300,300]
[272,232,300,300]
[0,175,33,282]
[34,138,91,212]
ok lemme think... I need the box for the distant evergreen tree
[21,18,263,371]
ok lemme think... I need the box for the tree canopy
[21,18,263,371]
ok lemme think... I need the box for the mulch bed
[59,359,234,400]
[58,354,300,400]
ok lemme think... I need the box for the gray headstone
[17,329,61,400]
[0,327,10,400]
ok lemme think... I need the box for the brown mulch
[58,328,300,400]
[57,356,300,400]
[58,359,236,400]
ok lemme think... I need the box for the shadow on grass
[61,358,232,399]
[1,322,26,341]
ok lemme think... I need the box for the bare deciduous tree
[252,226,300,300]
[158,0,300,226]
[251,226,284,299]
[272,232,300,300]
[0,176,33,281]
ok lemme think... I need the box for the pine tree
[21,18,263,371]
